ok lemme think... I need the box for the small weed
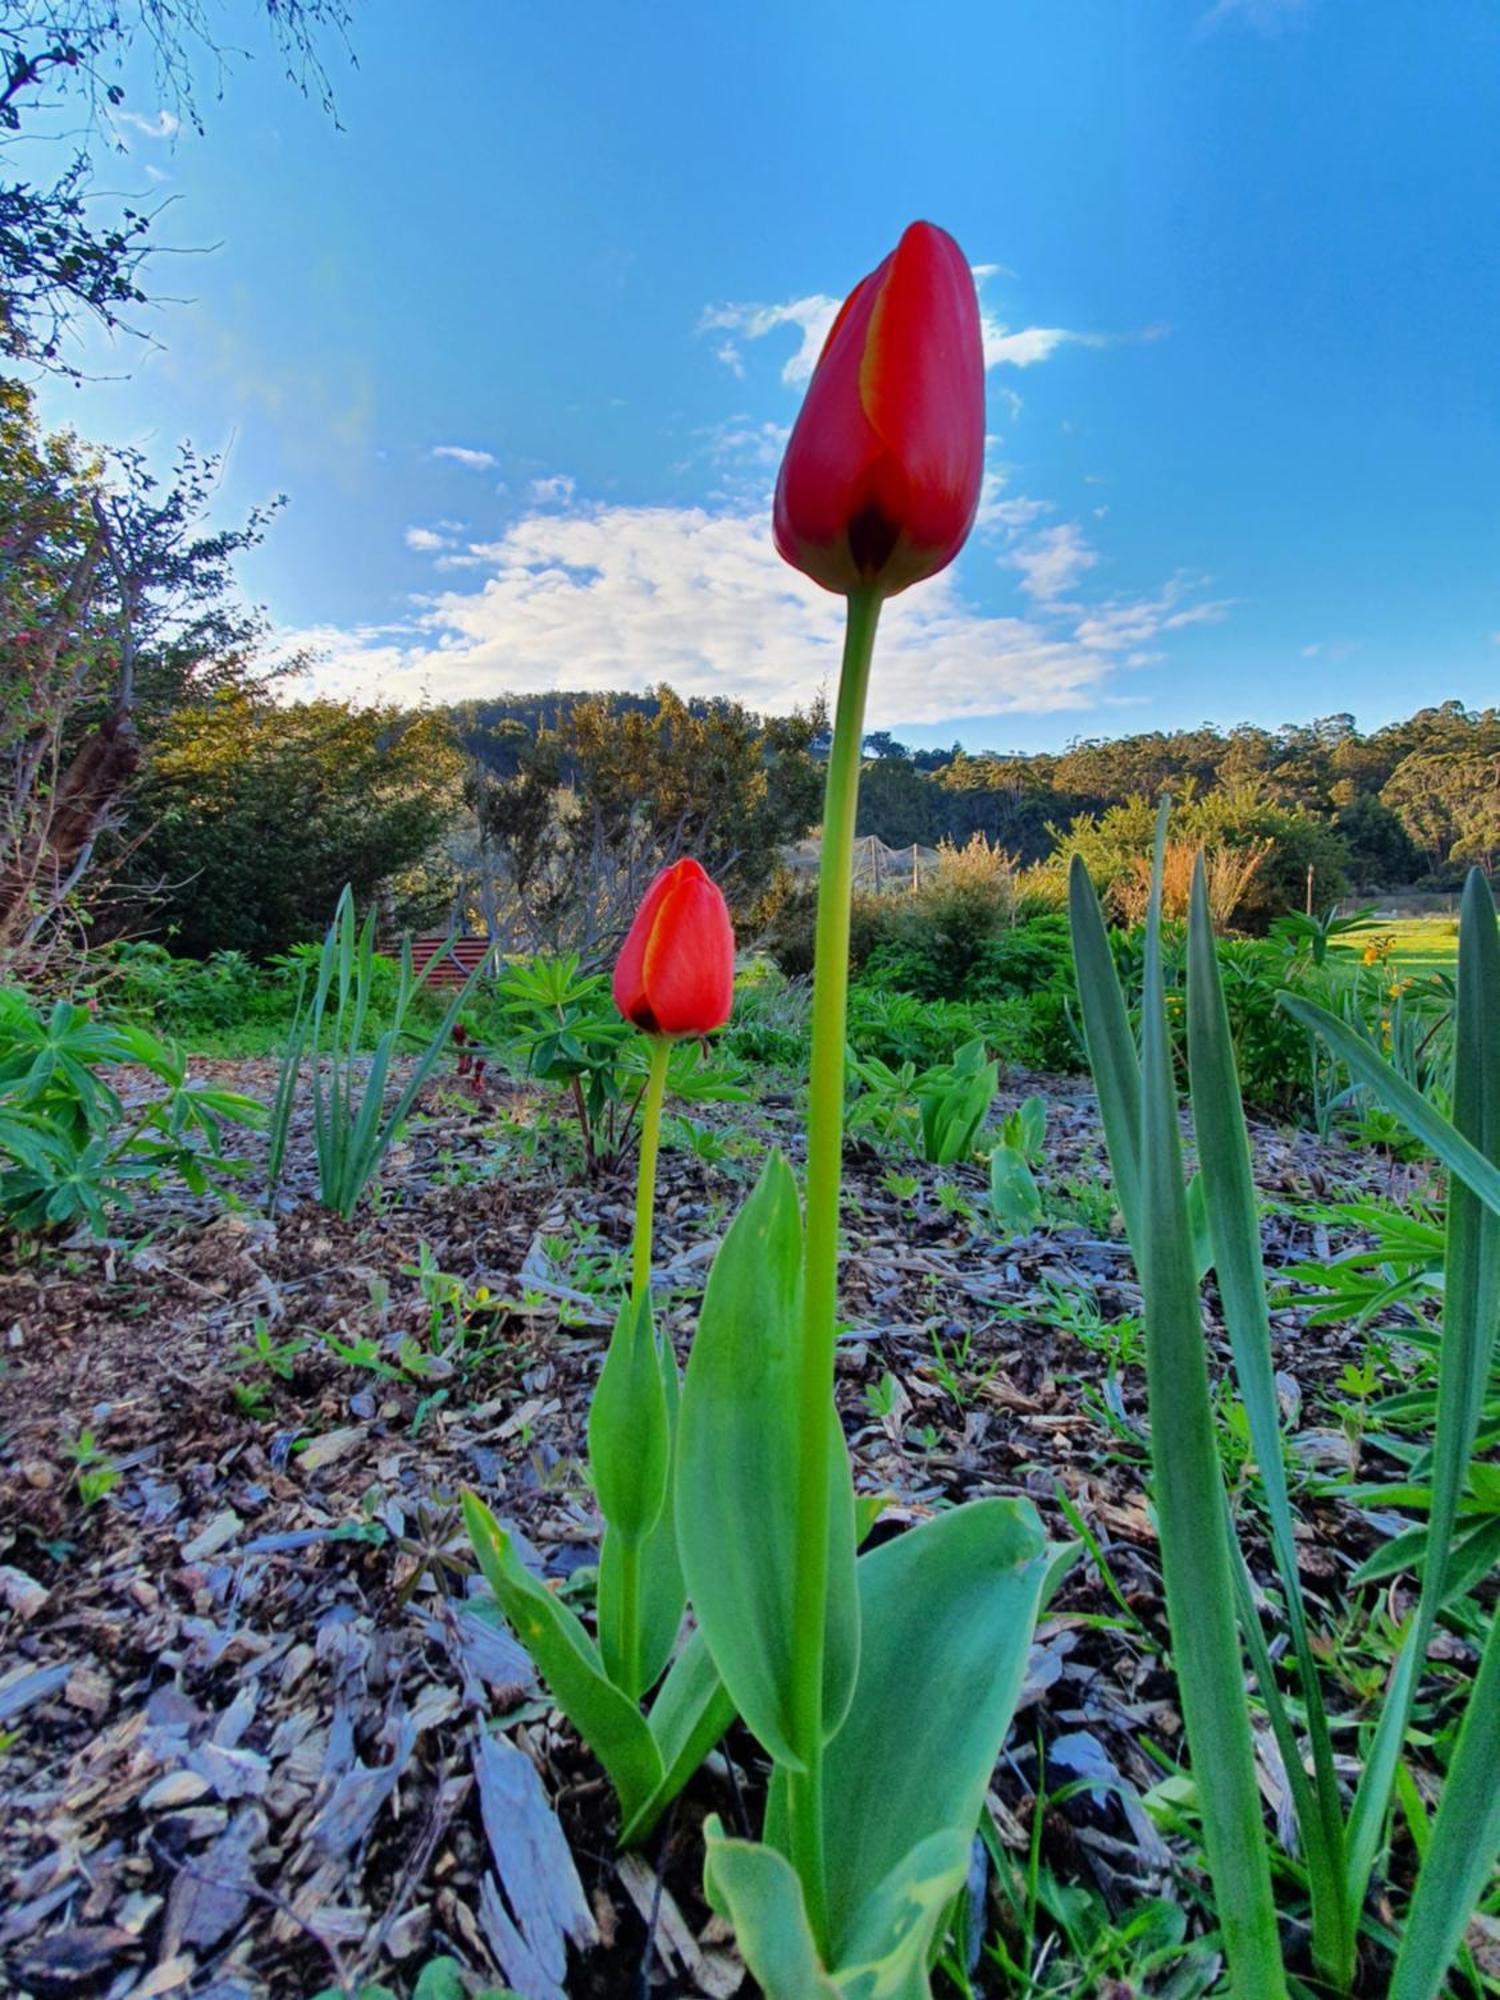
[64,1428,119,1507]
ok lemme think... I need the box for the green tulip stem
[632,1035,672,1306]
[788,582,883,1945]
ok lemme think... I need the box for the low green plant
[465,1030,733,1846]
[65,1428,119,1506]
[0,989,261,1234]
[1072,821,1500,1999]
[915,1036,997,1164]
[987,1092,1048,1235]
[499,950,749,1176]
[267,887,482,1217]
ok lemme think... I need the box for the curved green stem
[632,1036,672,1305]
[787,584,882,1947]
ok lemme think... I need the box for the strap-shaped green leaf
[816,1499,1046,1961]
[1186,862,1352,1989]
[461,1491,662,1825]
[1346,870,1500,1927]
[676,1153,859,1769]
[1068,855,1143,1248]
[1389,1605,1500,2000]
[636,1333,688,1692]
[1079,808,1286,1997]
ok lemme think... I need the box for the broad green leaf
[461,1491,662,1823]
[704,1818,971,2000]
[411,1960,466,2000]
[833,1831,973,2000]
[989,1144,1043,1234]
[815,1499,1046,1961]
[589,1292,669,1542]
[619,1626,738,1846]
[676,1153,859,1769]
[635,1331,688,1691]
[703,1818,843,1999]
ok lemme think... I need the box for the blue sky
[32,0,1500,750]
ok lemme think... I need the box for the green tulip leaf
[788,1498,1046,1960]
[461,1491,661,1823]
[619,1626,738,1846]
[703,1817,843,1999]
[589,1290,669,1542]
[831,1831,972,2000]
[676,1152,859,1769]
[638,1332,688,1687]
[704,1817,971,2000]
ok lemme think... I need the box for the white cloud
[405,526,450,553]
[704,269,1163,387]
[1005,523,1098,602]
[282,499,1220,730]
[528,473,576,505]
[700,295,841,386]
[431,444,498,471]
[111,108,180,142]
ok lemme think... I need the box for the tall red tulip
[774,220,986,599]
[613,857,735,1037]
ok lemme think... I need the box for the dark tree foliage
[856,704,1498,890]
[126,696,461,958]
[1,0,354,367]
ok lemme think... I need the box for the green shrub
[967,914,1074,997]
[724,965,811,1071]
[759,881,893,980]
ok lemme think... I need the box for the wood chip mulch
[0,1062,1482,1998]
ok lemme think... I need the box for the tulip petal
[641,867,735,1037]
[858,222,985,558]
[613,862,683,1028]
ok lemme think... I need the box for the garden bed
[0,1064,1483,1998]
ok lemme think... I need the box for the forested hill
[453,693,1499,887]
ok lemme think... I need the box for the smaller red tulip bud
[613,858,735,1038]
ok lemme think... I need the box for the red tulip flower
[774,220,985,598]
[613,858,735,1037]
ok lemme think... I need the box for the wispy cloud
[528,473,576,505]
[1004,522,1099,602]
[431,444,498,471]
[700,295,841,386]
[405,526,452,553]
[704,268,1164,385]
[282,498,1221,731]
[110,108,180,142]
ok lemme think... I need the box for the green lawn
[1328,914,1462,978]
